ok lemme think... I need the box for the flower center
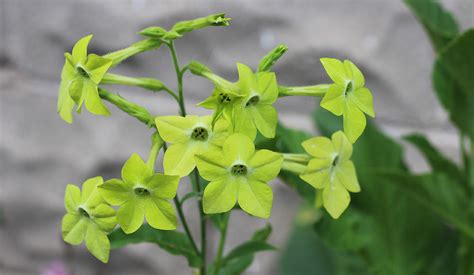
[231,164,247,176]
[76,66,90,78]
[191,127,209,141]
[218,92,232,104]
[245,95,260,107]
[134,187,150,196]
[344,81,353,96]
[332,155,340,167]
[78,207,90,218]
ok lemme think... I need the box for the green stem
[281,160,307,174]
[282,153,311,164]
[213,212,230,275]
[167,41,207,274]
[104,39,162,67]
[278,84,330,97]
[146,132,163,172]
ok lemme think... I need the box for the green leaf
[251,224,272,242]
[404,0,459,51]
[221,241,275,266]
[108,224,201,267]
[403,134,462,181]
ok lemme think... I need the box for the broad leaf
[108,224,201,267]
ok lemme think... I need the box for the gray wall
[1,0,472,274]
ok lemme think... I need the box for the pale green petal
[248,149,283,182]
[58,80,75,124]
[61,54,76,80]
[233,106,257,140]
[164,142,199,176]
[84,82,110,116]
[322,179,350,219]
[146,174,180,199]
[343,102,367,143]
[85,54,112,84]
[302,136,335,159]
[195,149,229,181]
[256,71,278,104]
[68,79,85,107]
[237,63,257,94]
[238,179,273,218]
[81,176,104,206]
[331,131,353,161]
[72,35,92,64]
[251,104,277,138]
[320,83,345,116]
[351,87,375,117]
[320,58,348,84]
[65,184,81,213]
[299,159,332,189]
[92,203,117,232]
[343,60,365,89]
[122,153,151,185]
[203,178,238,214]
[117,198,146,234]
[223,133,255,163]
[145,198,177,230]
[85,223,110,263]
[62,213,87,245]
[99,179,132,205]
[336,161,360,193]
[209,118,230,146]
[155,116,197,143]
[197,94,218,109]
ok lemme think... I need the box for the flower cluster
[57,13,374,265]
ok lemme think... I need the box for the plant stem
[167,41,208,274]
[213,212,230,275]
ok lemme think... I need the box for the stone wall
[0,0,472,274]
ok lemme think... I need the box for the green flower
[233,63,279,139]
[99,153,179,234]
[62,176,116,263]
[195,133,283,218]
[155,115,230,177]
[299,131,360,219]
[320,58,375,143]
[58,35,113,123]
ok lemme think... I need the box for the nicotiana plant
[57,13,374,273]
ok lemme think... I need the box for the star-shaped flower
[155,115,230,177]
[232,63,279,139]
[62,176,116,263]
[99,153,179,234]
[319,58,375,143]
[299,131,360,219]
[195,133,283,218]
[58,35,113,123]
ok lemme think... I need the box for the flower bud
[139,26,182,40]
[171,13,230,35]
[258,44,288,72]
[188,60,212,76]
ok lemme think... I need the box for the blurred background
[0,0,473,274]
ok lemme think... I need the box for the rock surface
[1,0,472,274]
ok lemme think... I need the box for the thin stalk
[213,213,230,275]
[167,41,207,274]
[282,153,311,164]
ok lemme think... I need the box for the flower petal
[72,35,92,64]
[343,102,367,143]
[322,179,350,219]
[351,87,375,117]
[65,184,81,213]
[117,198,146,234]
[122,153,151,185]
[237,63,257,95]
[92,203,117,232]
[62,213,87,245]
[81,176,104,207]
[209,118,230,146]
[85,223,110,263]
[203,178,238,214]
[155,116,198,143]
[248,149,283,182]
[58,80,76,124]
[84,82,110,116]
[336,161,360,193]
[99,179,132,206]
[299,159,331,189]
[223,133,255,163]
[320,83,345,116]
[320,58,348,84]
[146,174,180,199]
[251,104,277,138]
[145,198,177,230]
[343,60,365,89]
[85,54,112,84]
[256,71,278,104]
[238,179,273,218]
[163,142,199,176]
[302,136,335,159]
[233,106,257,140]
[195,149,229,181]
[331,131,353,161]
